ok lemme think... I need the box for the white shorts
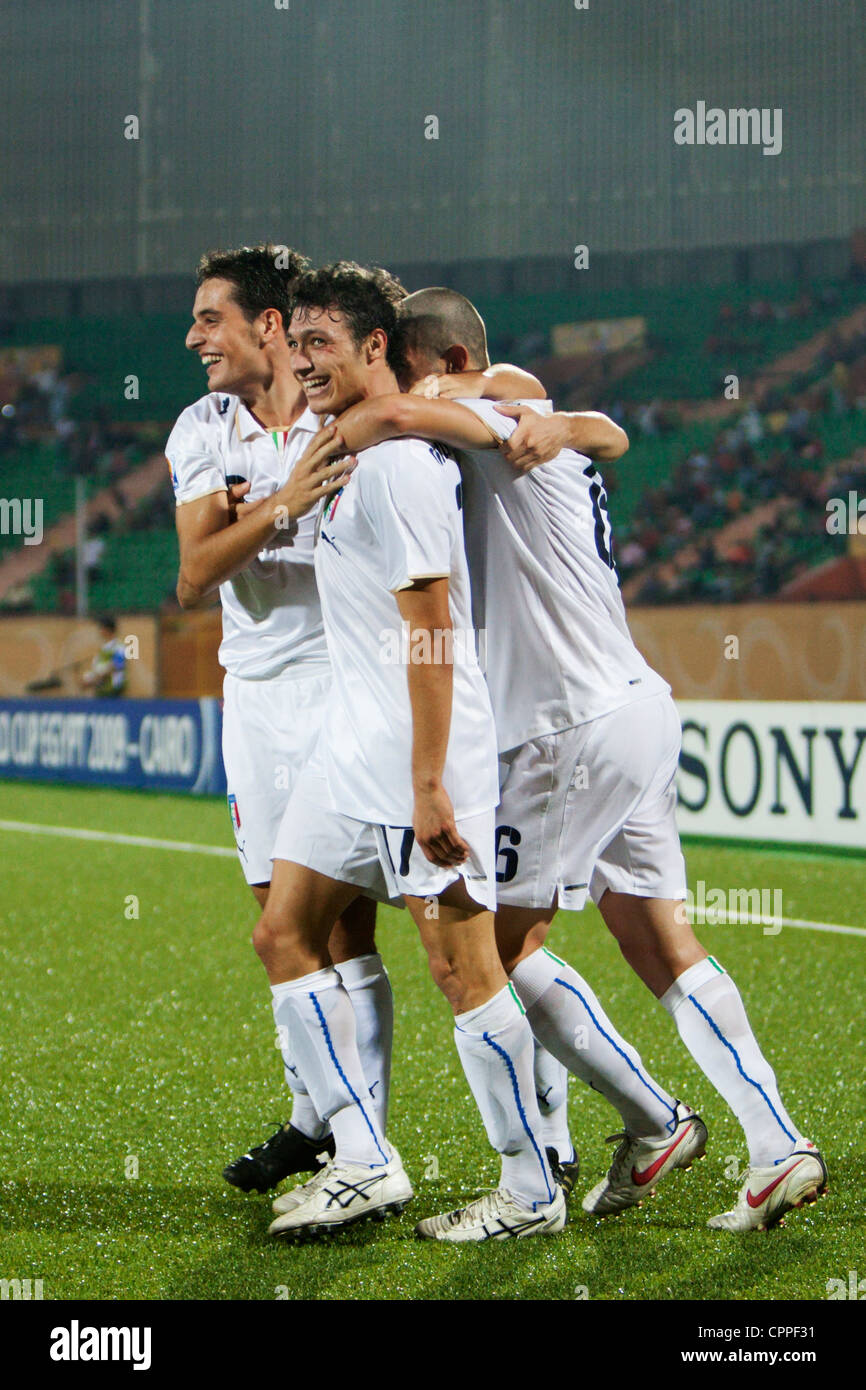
[222,664,331,885]
[272,743,497,911]
[495,692,687,911]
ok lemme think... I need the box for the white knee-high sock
[661,956,803,1167]
[511,948,679,1138]
[335,952,393,1132]
[532,1041,573,1163]
[453,984,556,1210]
[275,1033,328,1140]
[271,966,389,1168]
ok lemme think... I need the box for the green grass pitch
[1,781,863,1301]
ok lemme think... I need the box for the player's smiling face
[185,278,266,395]
[288,306,369,416]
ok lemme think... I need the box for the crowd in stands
[0,347,161,483]
[617,391,865,603]
[703,283,844,359]
[2,273,864,614]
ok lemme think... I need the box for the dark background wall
[1,0,864,286]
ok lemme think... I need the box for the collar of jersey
[234,401,319,442]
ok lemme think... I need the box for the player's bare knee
[252,909,285,963]
[426,951,461,1007]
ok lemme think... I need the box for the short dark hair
[195,243,310,327]
[98,614,117,635]
[290,261,407,373]
[398,287,490,370]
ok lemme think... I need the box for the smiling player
[168,245,395,1193]
[256,263,566,1241]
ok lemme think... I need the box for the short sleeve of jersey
[362,440,456,592]
[454,396,553,445]
[166,403,226,506]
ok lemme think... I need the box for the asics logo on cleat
[485,1215,548,1238]
[324,1174,387,1210]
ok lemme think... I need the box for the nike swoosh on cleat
[746,1159,806,1209]
[632,1125,692,1187]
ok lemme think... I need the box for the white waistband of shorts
[224,659,331,686]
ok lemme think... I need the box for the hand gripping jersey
[313,435,499,826]
[166,393,329,679]
[455,398,669,754]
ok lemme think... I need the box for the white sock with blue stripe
[533,1041,574,1164]
[511,947,678,1138]
[454,984,556,1210]
[661,956,803,1167]
[335,952,393,1132]
[271,967,389,1168]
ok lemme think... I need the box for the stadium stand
[1,271,863,614]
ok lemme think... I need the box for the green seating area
[29,527,179,614]
[2,270,863,612]
[480,276,865,403]
[0,442,77,555]
[605,421,720,526]
[3,274,862,426]
[5,314,204,425]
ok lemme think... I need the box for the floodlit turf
[0,782,863,1301]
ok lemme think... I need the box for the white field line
[0,818,235,858]
[683,909,866,938]
[1,817,864,938]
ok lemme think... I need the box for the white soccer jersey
[166,393,329,679]
[313,435,499,825]
[455,398,669,753]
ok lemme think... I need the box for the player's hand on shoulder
[413,785,470,868]
[408,374,442,398]
[495,403,565,472]
[434,372,487,400]
[407,372,487,400]
[277,424,357,519]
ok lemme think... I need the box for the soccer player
[257,262,567,1241]
[329,300,707,1222]
[168,245,395,1192]
[331,287,828,1234]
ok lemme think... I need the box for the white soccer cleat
[268,1147,413,1238]
[271,1141,409,1216]
[415,1184,567,1242]
[581,1101,708,1217]
[707,1143,828,1233]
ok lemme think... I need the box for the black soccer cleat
[223,1122,336,1194]
[547,1143,580,1200]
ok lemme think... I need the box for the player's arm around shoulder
[419,363,546,402]
[494,404,629,471]
[334,393,501,456]
[410,363,629,468]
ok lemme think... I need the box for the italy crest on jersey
[323,485,346,524]
[228,793,241,831]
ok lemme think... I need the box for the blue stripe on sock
[554,976,679,1133]
[309,990,387,1164]
[687,992,797,1147]
[482,1031,554,1205]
